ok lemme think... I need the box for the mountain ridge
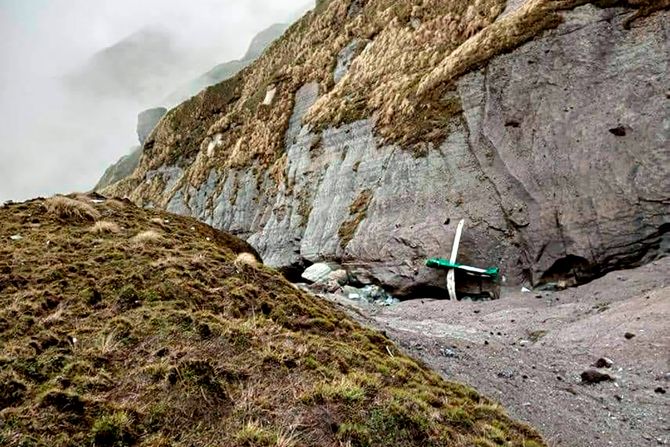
[94,23,289,193]
[164,23,289,107]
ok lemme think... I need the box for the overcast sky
[0,0,312,202]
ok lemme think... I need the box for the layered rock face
[104,2,669,296]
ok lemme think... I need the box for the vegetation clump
[44,196,101,222]
[90,220,121,235]
[338,189,372,249]
[0,194,544,445]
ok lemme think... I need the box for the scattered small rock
[593,357,614,368]
[581,368,615,384]
[654,387,666,394]
[341,284,398,306]
[624,332,636,340]
[521,287,532,293]
[325,281,341,293]
[440,347,458,358]
[9,235,22,241]
[497,370,515,379]
[537,281,568,292]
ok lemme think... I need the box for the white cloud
[0,0,312,201]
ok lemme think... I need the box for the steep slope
[164,23,289,107]
[95,146,143,192]
[136,108,169,145]
[103,0,669,295]
[95,108,168,192]
[95,24,290,194]
[0,195,544,446]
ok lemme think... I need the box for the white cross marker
[446,219,465,300]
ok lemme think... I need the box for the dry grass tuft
[235,252,260,268]
[105,198,129,210]
[44,196,101,222]
[90,221,121,235]
[131,230,163,245]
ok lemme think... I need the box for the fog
[0,0,312,202]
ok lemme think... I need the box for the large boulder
[301,262,333,283]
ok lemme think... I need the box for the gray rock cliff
[137,107,168,145]
[111,4,670,296]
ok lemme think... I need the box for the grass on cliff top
[0,194,545,447]
[107,0,669,207]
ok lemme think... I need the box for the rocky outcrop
[95,108,167,191]
[137,107,167,145]
[95,146,143,192]
[105,2,669,296]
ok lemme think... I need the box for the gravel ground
[322,257,670,446]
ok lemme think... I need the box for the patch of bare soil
[324,258,670,446]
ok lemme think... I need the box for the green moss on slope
[0,194,545,446]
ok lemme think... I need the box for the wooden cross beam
[446,219,464,300]
[425,219,500,300]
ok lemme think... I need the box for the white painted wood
[459,265,487,274]
[446,219,465,300]
[447,270,456,300]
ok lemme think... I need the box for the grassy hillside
[0,194,543,446]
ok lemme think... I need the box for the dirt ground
[322,257,670,446]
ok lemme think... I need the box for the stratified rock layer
[105,3,669,295]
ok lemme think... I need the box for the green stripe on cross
[425,258,499,278]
